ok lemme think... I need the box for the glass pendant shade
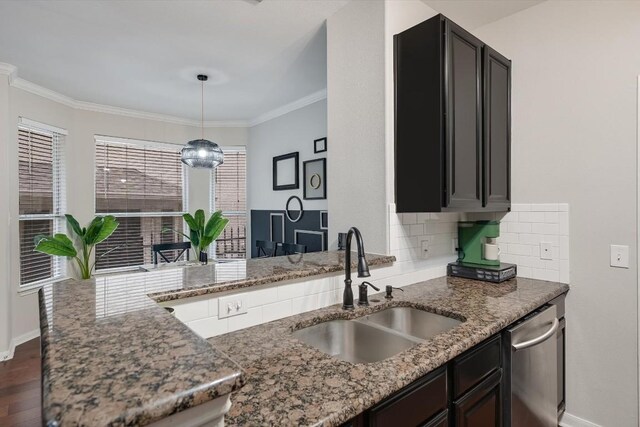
[181,139,224,169]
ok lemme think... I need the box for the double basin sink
[292,307,462,364]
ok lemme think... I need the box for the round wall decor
[285,196,304,223]
[309,173,322,190]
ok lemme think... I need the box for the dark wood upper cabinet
[483,46,511,210]
[394,14,511,213]
[444,19,484,210]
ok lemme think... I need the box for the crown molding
[0,62,17,82]
[3,62,324,128]
[249,88,327,127]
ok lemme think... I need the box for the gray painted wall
[474,2,640,425]
[247,98,327,212]
[327,1,387,254]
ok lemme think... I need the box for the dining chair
[256,240,278,257]
[152,242,191,265]
[281,242,307,255]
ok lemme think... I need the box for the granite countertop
[38,251,395,426]
[208,276,569,426]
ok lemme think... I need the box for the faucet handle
[362,281,380,291]
[385,285,404,299]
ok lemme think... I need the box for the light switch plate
[420,238,430,259]
[218,294,248,319]
[610,245,629,268]
[540,242,553,260]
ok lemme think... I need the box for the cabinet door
[483,46,511,210]
[454,369,502,427]
[368,367,447,427]
[444,20,484,210]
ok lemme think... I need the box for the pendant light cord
[201,79,204,140]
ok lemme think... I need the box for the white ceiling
[0,0,542,124]
[422,0,544,30]
[0,0,347,123]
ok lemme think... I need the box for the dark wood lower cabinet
[367,366,447,427]
[341,335,503,427]
[453,369,502,427]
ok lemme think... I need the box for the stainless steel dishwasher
[504,305,559,427]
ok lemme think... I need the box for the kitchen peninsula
[38,251,395,426]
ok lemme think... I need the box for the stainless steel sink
[357,307,462,341]
[291,319,417,364]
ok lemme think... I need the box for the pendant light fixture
[180,74,224,169]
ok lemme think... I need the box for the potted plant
[164,209,229,264]
[34,214,119,280]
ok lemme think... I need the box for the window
[211,148,246,259]
[94,137,187,270]
[18,122,66,287]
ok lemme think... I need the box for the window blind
[18,125,66,286]
[94,138,186,270]
[211,148,246,259]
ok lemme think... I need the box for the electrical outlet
[610,245,629,268]
[420,238,431,259]
[218,294,248,319]
[540,242,553,260]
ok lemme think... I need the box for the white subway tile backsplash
[170,298,209,323]
[187,317,228,338]
[498,203,569,284]
[228,308,263,332]
[247,287,279,308]
[262,300,292,323]
[402,213,417,225]
[508,222,532,233]
[277,282,306,300]
[410,224,425,236]
[292,294,319,315]
[416,213,431,223]
[508,244,532,256]
[531,223,559,235]
[519,212,545,223]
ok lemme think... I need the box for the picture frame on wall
[303,158,326,200]
[314,137,327,153]
[273,152,299,190]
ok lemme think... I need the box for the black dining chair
[256,240,278,257]
[281,243,307,255]
[152,242,191,265]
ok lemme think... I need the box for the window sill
[18,276,70,296]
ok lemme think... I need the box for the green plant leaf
[84,216,105,245]
[209,217,229,242]
[34,234,77,258]
[65,214,83,237]
[204,210,223,238]
[194,209,205,230]
[93,215,118,245]
[190,229,200,248]
[183,213,198,231]
[163,227,190,240]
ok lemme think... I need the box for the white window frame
[93,135,188,273]
[17,119,68,290]
[209,146,247,259]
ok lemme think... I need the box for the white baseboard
[560,412,602,427]
[0,329,40,361]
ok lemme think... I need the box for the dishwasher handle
[512,318,559,351]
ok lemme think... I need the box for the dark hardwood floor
[0,338,41,427]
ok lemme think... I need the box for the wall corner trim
[559,412,603,427]
[0,328,40,362]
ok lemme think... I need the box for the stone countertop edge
[149,252,396,303]
[208,276,570,427]
[38,287,246,427]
